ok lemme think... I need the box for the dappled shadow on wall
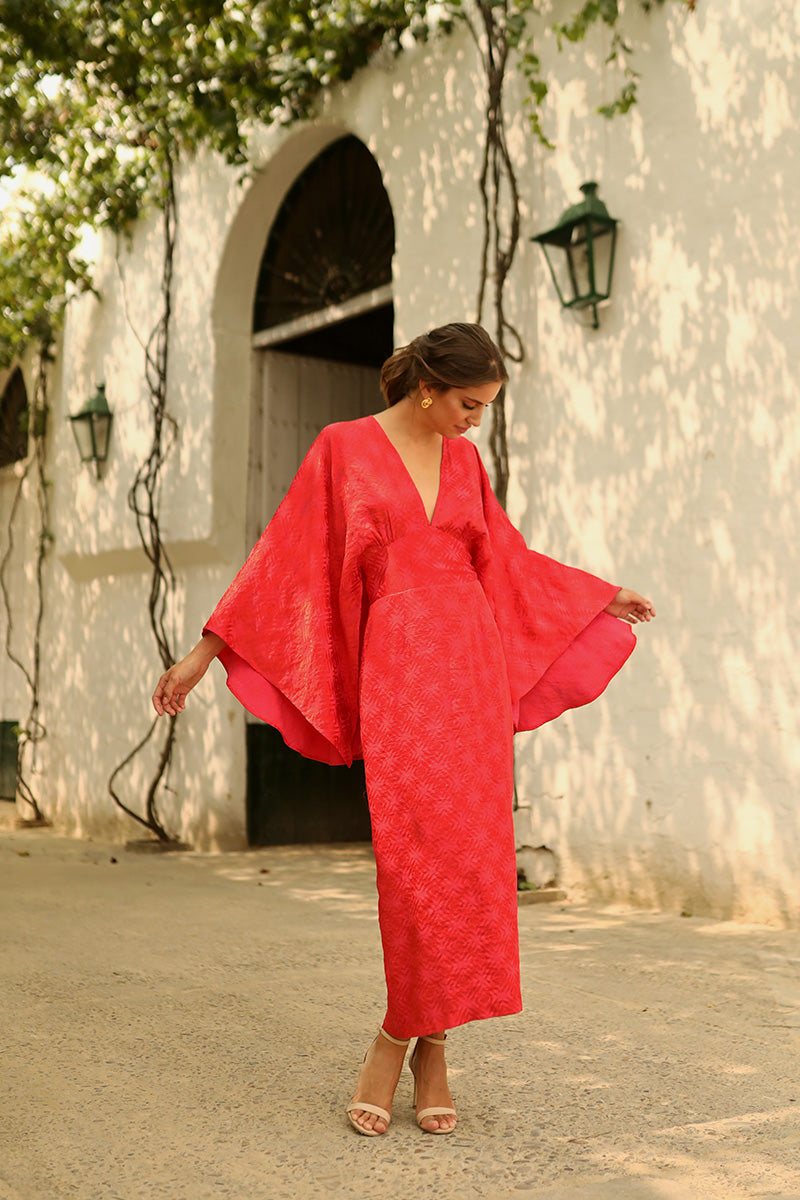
[518,5,800,922]
[377,27,512,330]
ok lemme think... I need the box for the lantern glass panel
[540,241,575,309]
[90,412,112,463]
[566,225,593,306]
[588,222,616,301]
[71,415,97,463]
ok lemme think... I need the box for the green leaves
[520,49,554,148]
[0,191,91,367]
[597,76,639,118]
[548,1,695,125]
[553,0,619,48]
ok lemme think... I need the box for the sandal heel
[409,1034,457,1135]
[346,1028,410,1137]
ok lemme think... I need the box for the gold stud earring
[421,395,433,409]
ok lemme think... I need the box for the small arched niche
[0,368,30,469]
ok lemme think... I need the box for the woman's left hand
[605,588,656,624]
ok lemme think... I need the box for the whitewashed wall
[511,0,800,924]
[3,0,798,923]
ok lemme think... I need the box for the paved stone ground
[2,818,800,1200]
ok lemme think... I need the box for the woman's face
[420,380,502,439]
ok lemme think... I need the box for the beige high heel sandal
[346,1028,411,1136]
[409,1033,458,1134]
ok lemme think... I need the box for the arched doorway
[246,134,394,845]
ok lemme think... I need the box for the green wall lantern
[69,383,113,478]
[531,182,619,329]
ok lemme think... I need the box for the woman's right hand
[152,633,225,716]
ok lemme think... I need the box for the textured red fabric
[206,416,635,1034]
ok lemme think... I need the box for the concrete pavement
[2,817,800,1200]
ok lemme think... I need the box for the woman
[153,322,654,1138]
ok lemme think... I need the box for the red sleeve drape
[468,444,635,730]
[204,429,364,766]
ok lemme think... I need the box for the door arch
[245,134,395,845]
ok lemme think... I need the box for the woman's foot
[347,1029,410,1135]
[410,1032,457,1134]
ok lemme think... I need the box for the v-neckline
[369,415,445,526]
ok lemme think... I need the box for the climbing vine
[458,0,525,508]
[108,154,180,842]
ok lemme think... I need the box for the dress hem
[386,999,523,1040]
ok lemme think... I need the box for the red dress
[205,416,634,1036]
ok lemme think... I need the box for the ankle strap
[418,1034,447,1045]
[379,1027,411,1047]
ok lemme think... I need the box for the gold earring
[421,395,433,409]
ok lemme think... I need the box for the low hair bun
[380,323,507,408]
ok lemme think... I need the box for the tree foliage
[0,2,699,366]
[0,0,445,366]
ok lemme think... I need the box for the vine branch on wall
[108,152,180,844]
[460,0,527,509]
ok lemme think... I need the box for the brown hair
[379,322,508,407]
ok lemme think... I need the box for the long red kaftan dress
[205,416,634,1037]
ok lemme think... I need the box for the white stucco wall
[3,0,798,921]
[510,0,800,923]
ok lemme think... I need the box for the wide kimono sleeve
[469,445,636,731]
[203,427,364,767]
